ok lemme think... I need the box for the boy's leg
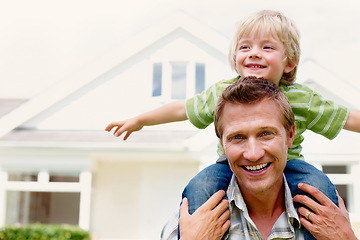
[284,159,338,240]
[181,155,232,214]
[179,156,232,239]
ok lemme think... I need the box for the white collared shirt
[225,174,303,239]
[160,174,304,240]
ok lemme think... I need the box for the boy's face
[235,32,295,85]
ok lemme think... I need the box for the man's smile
[242,163,270,173]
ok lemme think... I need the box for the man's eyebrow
[258,126,280,133]
[259,126,277,130]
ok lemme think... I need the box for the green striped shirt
[185,77,349,160]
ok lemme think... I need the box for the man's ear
[288,125,296,148]
[220,139,225,155]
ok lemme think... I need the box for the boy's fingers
[105,123,114,131]
[123,131,132,140]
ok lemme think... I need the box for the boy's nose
[249,47,261,58]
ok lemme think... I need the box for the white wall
[90,160,199,240]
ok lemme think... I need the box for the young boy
[106,10,360,239]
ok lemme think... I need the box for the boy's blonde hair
[228,10,301,85]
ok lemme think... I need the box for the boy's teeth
[244,163,269,172]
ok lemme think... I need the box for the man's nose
[243,138,265,161]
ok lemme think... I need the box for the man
[161,77,357,240]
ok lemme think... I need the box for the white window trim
[309,160,360,222]
[152,61,204,100]
[0,169,92,230]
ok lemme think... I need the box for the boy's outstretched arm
[105,100,188,140]
[343,109,360,133]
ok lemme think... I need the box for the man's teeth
[244,163,269,172]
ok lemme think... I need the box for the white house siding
[90,158,200,240]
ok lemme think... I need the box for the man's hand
[179,190,231,240]
[293,183,358,240]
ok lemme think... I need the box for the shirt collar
[227,174,301,228]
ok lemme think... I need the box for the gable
[0,11,231,137]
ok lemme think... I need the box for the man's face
[220,98,295,196]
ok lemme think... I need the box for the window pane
[334,184,349,208]
[152,63,162,97]
[322,165,347,174]
[6,191,80,225]
[8,173,37,182]
[171,62,187,99]
[195,63,205,94]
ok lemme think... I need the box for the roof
[0,11,225,154]
[0,99,27,117]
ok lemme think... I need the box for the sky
[1,0,360,99]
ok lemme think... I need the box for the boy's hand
[105,117,143,140]
[179,190,231,240]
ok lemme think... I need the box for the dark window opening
[152,63,162,97]
[195,63,205,94]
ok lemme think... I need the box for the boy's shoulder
[215,76,241,86]
[280,82,314,93]
[280,82,316,104]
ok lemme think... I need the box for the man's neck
[239,180,286,239]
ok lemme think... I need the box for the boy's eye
[264,46,273,50]
[239,45,249,50]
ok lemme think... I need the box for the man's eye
[233,135,243,140]
[261,131,272,137]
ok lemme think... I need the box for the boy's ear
[284,59,297,73]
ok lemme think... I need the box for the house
[0,11,359,239]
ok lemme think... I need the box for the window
[152,63,162,97]
[322,165,350,207]
[6,191,80,225]
[0,170,91,230]
[195,63,205,94]
[152,62,206,99]
[171,62,187,99]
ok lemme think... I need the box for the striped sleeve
[185,77,239,129]
[306,89,349,139]
[284,83,349,140]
